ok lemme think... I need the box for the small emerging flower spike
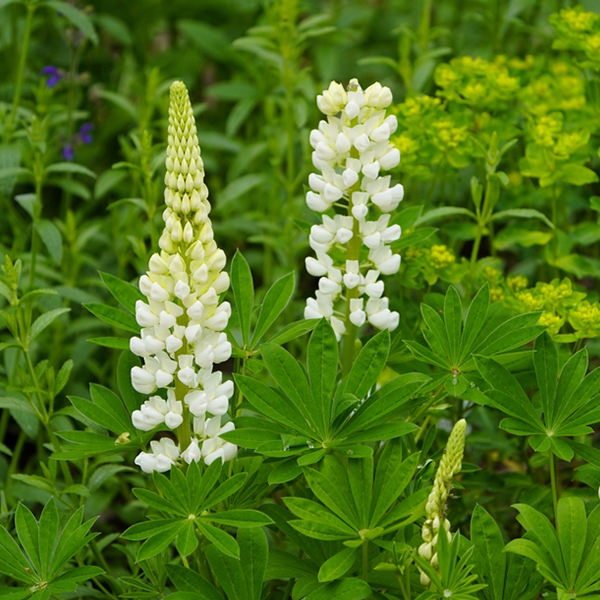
[418,419,467,587]
[304,79,403,342]
[130,81,237,474]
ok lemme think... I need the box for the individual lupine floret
[418,419,467,587]
[129,81,237,472]
[304,78,403,339]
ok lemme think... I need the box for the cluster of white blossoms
[304,79,403,339]
[130,81,237,473]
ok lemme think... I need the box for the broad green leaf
[0,527,36,583]
[460,284,490,362]
[289,520,356,541]
[341,373,430,434]
[133,488,180,515]
[260,343,316,430]
[345,329,390,400]
[415,206,476,225]
[444,286,462,366]
[44,161,96,178]
[205,542,244,600]
[307,319,338,433]
[176,521,199,557]
[29,308,70,343]
[251,272,295,348]
[87,336,130,350]
[230,250,254,347]
[203,472,247,509]
[84,303,139,333]
[122,519,182,541]
[304,456,359,528]
[557,497,587,588]
[99,272,145,314]
[239,527,268,600]
[318,546,359,582]
[475,313,544,356]
[370,453,419,527]
[471,505,506,600]
[220,427,280,448]
[38,498,59,579]
[166,564,222,600]
[503,554,540,600]
[421,304,450,361]
[202,509,273,528]
[513,503,566,583]
[117,351,146,415]
[267,319,319,346]
[197,521,239,558]
[138,523,183,560]
[44,1,99,44]
[234,373,314,437]
[268,459,302,485]
[404,340,448,369]
[305,578,372,600]
[15,503,39,572]
[35,220,62,264]
[534,332,558,424]
[491,208,554,229]
[553,349,589,427]
[348,455,373,528]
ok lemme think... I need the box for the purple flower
[41,65,62,88]
[62,143,74,161]
[78,123,93,144]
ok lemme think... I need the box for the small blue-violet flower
[62,143,74,161]
[78,123,93,144]
[41,66,62,88]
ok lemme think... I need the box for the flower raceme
[129,81,237,473]
[304,79,403,339]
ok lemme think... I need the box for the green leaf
[267,319,319,346]
[307,319,338,434]
[471,505,506,600]
[87,336,130,350]
[560,163,599,186]
[513,503,566,583]
[260,343,316,431]
[202,509,273,528]
[460,284,490,362]
[203,473,247,509]
[0,526,36,583]
[167,564,222,600]
[122,519,183,541]
[44,161,96,178]
[268,459,303,485]
[345,329,390,401]
[29,308,70,343]
[231,251,254,347]
[218,174,266,209]
[177,521,199,557]
[198,521,239,558]
[420,304,450,361]
[553,350,592,427]
[15,503,39,572]
[205,541,244,600]
[84,303,139,333]
[557,496,587,588]
[318,546,359,582]
[491,208,554,229]
[305,578,372,600]
[444,286,462,364]
[35,220,62,264]
[239,527,268,600]
[44,1,98,44]
[138,523,183,561]
[534,332,558,424]
[99,272,145,313]
[370,453,419,527]
[117,351,146,415]
[38,499,59,579]
[415,206,476,225]
[251,272,295,348]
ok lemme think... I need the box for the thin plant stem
[549,451,559,519]
[341,217,360,376]
[4,2,34,143]
[362,540,369,581]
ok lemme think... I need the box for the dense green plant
[2,1,600,600]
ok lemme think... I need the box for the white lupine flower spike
[304,78,402,362]
[130,81,237,473]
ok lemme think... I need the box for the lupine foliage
[2,1,600,600]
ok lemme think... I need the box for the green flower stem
[28,172,42,290]
[6,430,26,481]
[341,216,361,376]
[4,2,34,143]
[175,339,191,456]
[362,540,369,581]
[549,451,559,519]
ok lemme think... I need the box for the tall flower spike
[130,81,237,473]
[304,79,403,341]
[418,419,467,587]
